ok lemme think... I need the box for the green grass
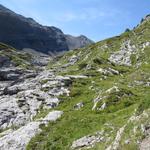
[27,72,146,150]
[27,17,150,150]
[0,43,34,69]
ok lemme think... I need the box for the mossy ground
[0,43,33,69]
[27,19,150,150]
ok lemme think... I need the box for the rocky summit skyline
[0,4,93,54]
[0,0,150,41]
[0,1,150,150]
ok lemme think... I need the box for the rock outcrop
[0,111,63,150]
[0,46,68,149]
[109,40,137,66]
[0,68,70,130]
[71,132,104,149]
[65,35,94,50]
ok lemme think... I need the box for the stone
[3,86,20,95]
[41,111,63,124]
[92,95,107,110]
[146,82,150,86]
[36,97,45,101]
[97,68,110,75]
[71,134,103,149]
[0,122,41,150]
[0,56,11,67]
[74,102,84,110]
[0,5,93,54]
[97,68,119,76]
[125,139,130,144]
[0,96,28,129]
[0,111,63,150]
[107,68,119,75]
[45,97,60,109]
[0,65,70,131]
[106,125,126,150]
[66,75,88,79]
[140,136,150,150]
[68,55,78,65]
[109,40,137,66]
[0,67,22,81]
[106,86,119,94]
[0,129,13,137]
[100,103,106,110]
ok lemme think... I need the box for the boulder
[71,134,103,149]
[0,56,11,67]
[74,102,84,110]
[41,111,63,124]
[0,122,41,150]
[109,40,137,66]
[68,55,78,65]
[0,68,23,81]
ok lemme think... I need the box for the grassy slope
[0,42,33,69]
[27,20,150,149]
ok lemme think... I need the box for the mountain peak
[144,14,150,20]
[140,14,150,24]
[65,34,94,50]
[0,4,13,13]
[78,35,94,42]
[0,5,93,53]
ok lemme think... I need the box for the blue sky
[0,0,150,41]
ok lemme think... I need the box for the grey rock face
[0,122,41,150]
[0,56,11,67]
[40,111,63,124]
[0,65,71,130]
[0,56,69,150]
[109,40,137,66]
[139,124,150,150]
[22,48,52,66]
[0,5,93,54]
[0,111,63,150]
[65,35,94,50]
[140,14,150,25]
[0,67,24,81]
[71,132,104,149]
[97,68,119,76]
[140,137,150,150]
[68,55,79,65]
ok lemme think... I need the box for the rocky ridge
[0,14,150,150]
[0,111,63,150]
[0,4,93,54]
[0,43,71,149]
